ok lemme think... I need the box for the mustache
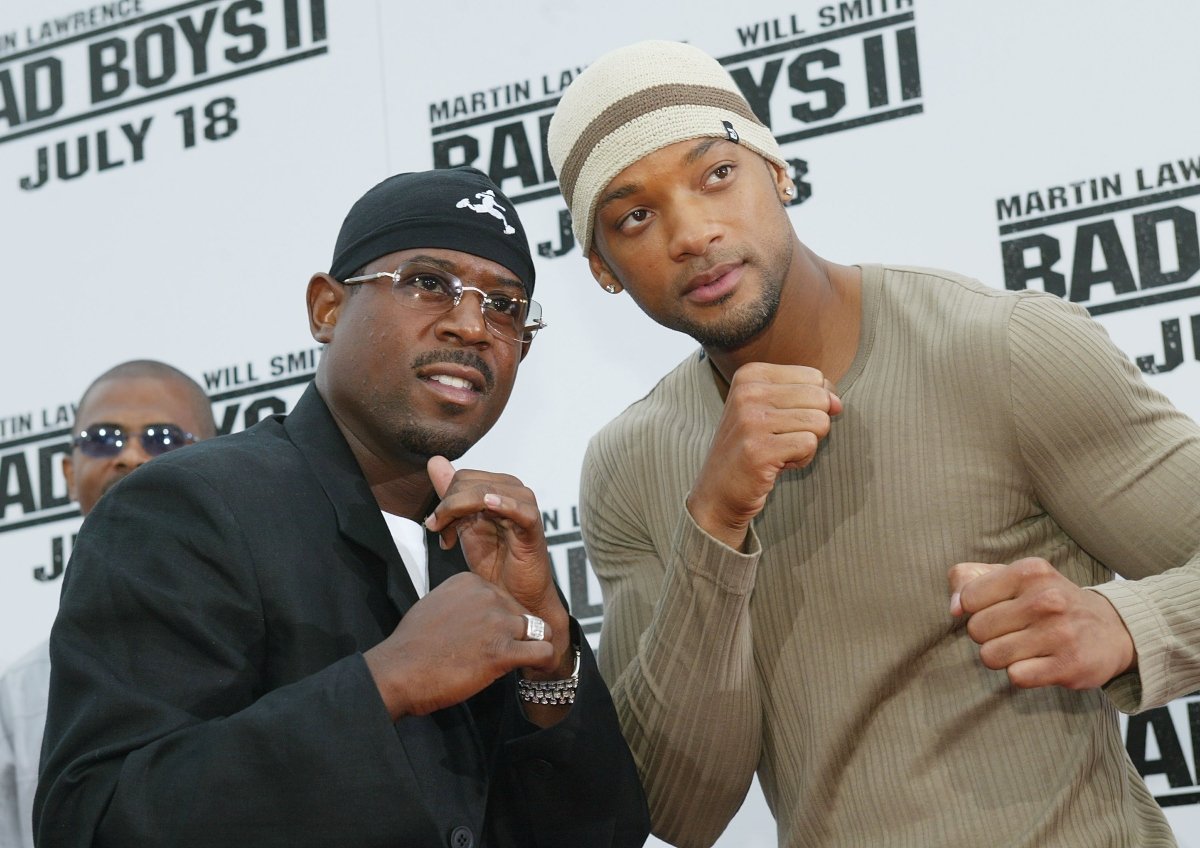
[411,349,495,393]
[672,249,747,290]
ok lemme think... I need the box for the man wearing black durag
[35,168,650,848]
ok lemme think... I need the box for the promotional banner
[3,2,1198,844]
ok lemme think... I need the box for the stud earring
[783,186,795,198]
[605,284,618,294]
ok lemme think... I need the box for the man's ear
[307,273,344,344]
[588,248,622,295]
[62,453,77,503]
[769,159,795,203]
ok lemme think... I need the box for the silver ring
[521,613,546,641]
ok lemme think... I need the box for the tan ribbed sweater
[581,265,1200,848]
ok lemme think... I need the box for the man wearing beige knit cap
[548,39,1200,848]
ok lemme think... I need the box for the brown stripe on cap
[557,83,767,207]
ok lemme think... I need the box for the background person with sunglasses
[0,359,215,848]
[34,167,649,848]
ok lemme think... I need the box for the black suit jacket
[36,385,648,848]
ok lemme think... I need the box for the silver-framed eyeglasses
[341,260,546,344]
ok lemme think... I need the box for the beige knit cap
[547,39,788,253]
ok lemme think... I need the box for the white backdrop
[2,1,1199,844]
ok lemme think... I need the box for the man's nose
[436,289,492,344]
[667,198,721,260]
[113,435,153,468]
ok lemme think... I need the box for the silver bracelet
[517,646,581,705]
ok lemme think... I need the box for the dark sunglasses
[73,423,196,458]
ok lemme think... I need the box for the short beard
[675,281,782,350]
[676,235,791,351]
[388,348,497,460]
[392,418,475,461]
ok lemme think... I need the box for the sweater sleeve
[581,430,761,848]
[1007,294,1200,712]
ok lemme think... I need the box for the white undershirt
[380,511,430,598]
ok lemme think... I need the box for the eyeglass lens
[395,264,541,341]
[74,423,194,458]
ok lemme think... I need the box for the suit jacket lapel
[281,386,491,824]
[283,384,419,614]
